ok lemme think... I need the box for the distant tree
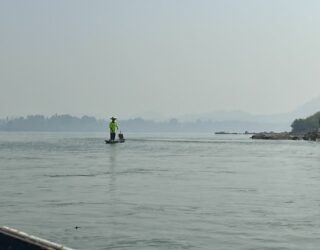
[0,114,105,131]
[291,112,320,133]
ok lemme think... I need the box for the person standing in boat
[109,117,119,141]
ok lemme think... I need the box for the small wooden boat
[0,226,74,250]
[105,139,125,144]
[105,132,125,144]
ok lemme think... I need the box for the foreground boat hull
[0,226,73,250]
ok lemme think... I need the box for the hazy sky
[1,0,320,119]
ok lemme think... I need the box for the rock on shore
[251,132,300,140]
[251,131,320,141]
[303,131,320,141]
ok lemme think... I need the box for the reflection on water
[107,144,117,247]
[0,132,320,249]
[108,145,117,193]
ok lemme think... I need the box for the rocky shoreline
[251,131,320,141]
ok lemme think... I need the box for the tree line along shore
[0,115,282,132]
[0,112,320,140]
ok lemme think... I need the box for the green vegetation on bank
[291,112,320,133]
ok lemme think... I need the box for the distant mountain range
[175,96,320,131]
[131,96,320,132]
[1,97,319,133]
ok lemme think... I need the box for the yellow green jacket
[109,121,118,133]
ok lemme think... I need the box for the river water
[1,132,320,249]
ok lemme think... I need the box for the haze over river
[1,132,320,249]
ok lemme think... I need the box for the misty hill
[291,96,320,118]
[176,96,320,131]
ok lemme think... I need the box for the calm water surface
[1,132,320,249]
